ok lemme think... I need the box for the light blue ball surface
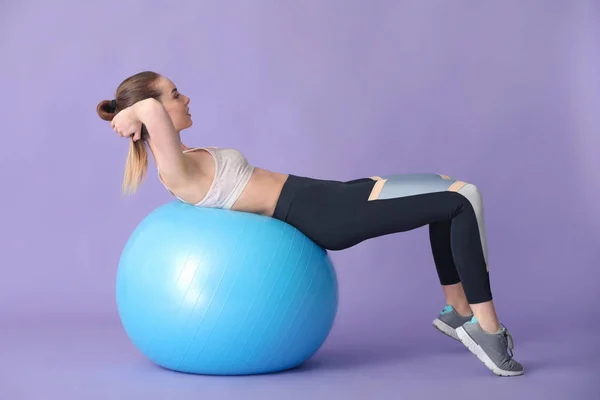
[116,201,339,375]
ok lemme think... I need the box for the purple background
[1,0,598,398]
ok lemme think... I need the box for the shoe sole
[455,326,524,377]
[432,318,460,341]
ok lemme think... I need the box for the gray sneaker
[432,305,473,341]
[456,317,524,377]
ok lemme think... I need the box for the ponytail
[122,139,148,195]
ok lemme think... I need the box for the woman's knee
[445,181,484,220]
[459,182,482,202]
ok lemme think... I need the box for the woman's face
[156,76,192,132]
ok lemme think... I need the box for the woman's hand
[111,105,143,142]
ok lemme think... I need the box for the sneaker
[456,317,524,377]
[432,305,473,341]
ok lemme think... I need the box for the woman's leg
[429,218,475,340]
[372,174,504,328]
[382,175,474,314]
[363,175,522,376]
[371,174,475,337]
[285,173,494,301]
[275,174,523,376]
[430,221,472,315]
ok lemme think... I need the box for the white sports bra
[158,146,255,209]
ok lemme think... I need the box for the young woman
[97,71,523,377]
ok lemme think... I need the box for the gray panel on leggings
[456,183,489,264]
[377,174,456,200]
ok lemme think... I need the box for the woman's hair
[97,71,162,195]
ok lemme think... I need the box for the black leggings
[272,174,492,304]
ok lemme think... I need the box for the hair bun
[97,99,116,121]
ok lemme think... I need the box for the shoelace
[502,329,515,358]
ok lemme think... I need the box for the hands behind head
[111,106,143,142]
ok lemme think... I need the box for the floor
[1,315,597,400]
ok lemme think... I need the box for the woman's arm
[133,99,189,186]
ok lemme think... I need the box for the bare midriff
[230,167,289,217]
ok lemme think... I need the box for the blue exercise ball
[116,201,339,375]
